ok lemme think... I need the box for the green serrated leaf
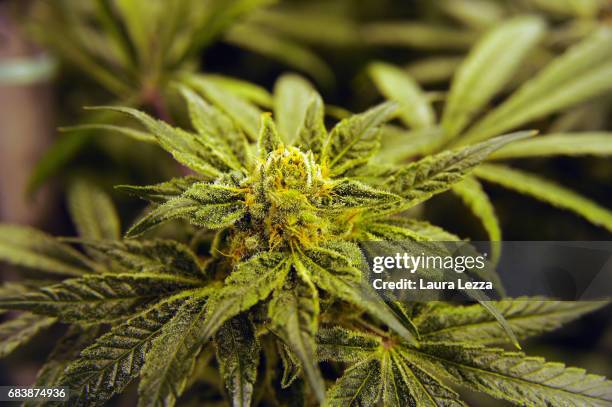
[388,352,465,407]
[364,218,461,242]
[0,313,55,358]
[269,273,325,403]
[92,106,237,176]
[138,293,212,407]
[474,163,612,232]
[325,356,381,407]
[369,62,435,129]
[177,84,249,167]
[0,273,201,322]
[215,315,259,407]
[78,239,204,279]
[116,176,203,203]
[316,327,381,363]
[25,325,102,407]
[405,343,612,406]
[0,225,96,276]
[384,131,534,206]
[68,179,121,241]
[59,294,190,406]
[295,92,327,157]
[296,245,417,345]
[323,102,397,176]
[126,183,246,237]
[258,113,282,158]
[415,298,609,344]
[201,252,290,342]
[326,179,401,210]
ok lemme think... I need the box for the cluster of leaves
[24,0,341,193]
[0,74,611,406]
[363,0,611,85]
[367,19,612,257]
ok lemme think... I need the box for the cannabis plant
[368,19,612,254]
[0,75,610,406]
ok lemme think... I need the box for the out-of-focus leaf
[0,313,55,358]
[224,23,334,86]
[462,27,612,144]
[490,132,612,159]
[362,22,478,50]
[68,179,121,241]
[185,75,263,140]
[193,74,273,107]
[474,164,612,232]
[0,225,96,276]
[369,62,435,129]
[452,176,501,261]
[442,16,545,139]
[405,57,463,85]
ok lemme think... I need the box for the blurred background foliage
[0,0,611,404]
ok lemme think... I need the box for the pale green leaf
[60,124,156,144]
[225,22,334,86]
[442,16,545,138]
[190,74,272,107]
[323,102,397,176]
[274,74,317,142]
[68,179,121,241]
[0,225,96,276]
[362,22,477,50]
[214,315,259,407]
[451,176,501,261]
[463,27,612,144]
[490,132,612,159]
[186,76,263,140]
[415,298,609,344]
[177,85,248,167]
[474,164,612,232]
[369,62,435,129]
[0,313,55,358]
